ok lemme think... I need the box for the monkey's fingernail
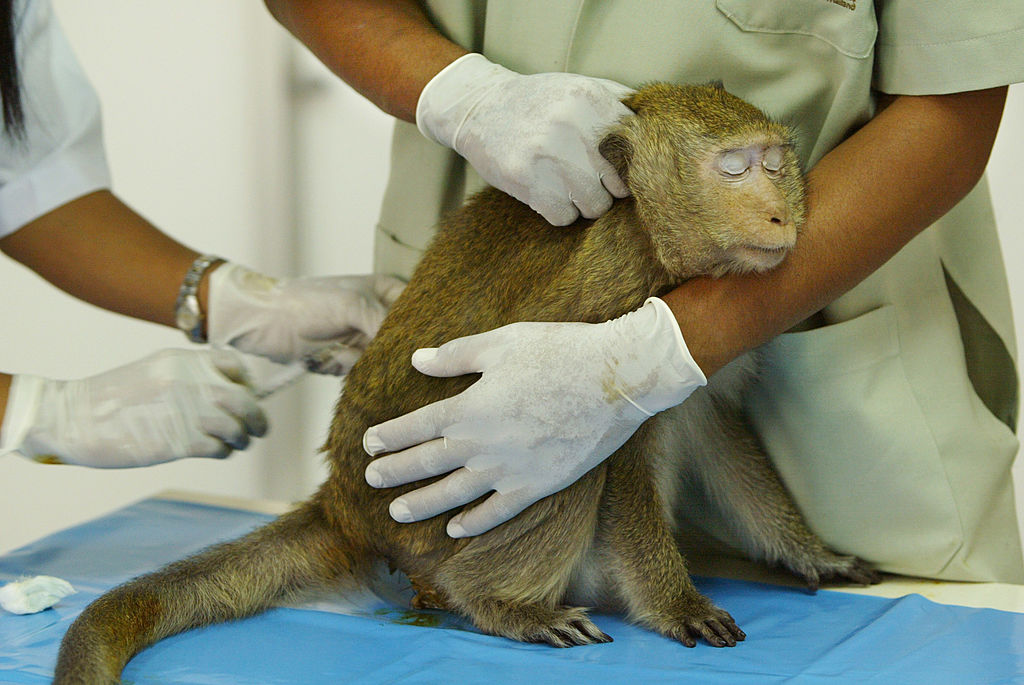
[447,521,467,538]
[364,465,384,488]
[363,428,386,456]
[390,499,415,523]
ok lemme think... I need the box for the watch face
[176,294,201,332]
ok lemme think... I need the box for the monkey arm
[262,0,467,123]
[664,86,1009,377]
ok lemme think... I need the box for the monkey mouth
[732,244,792,271]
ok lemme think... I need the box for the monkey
[54,82,879,684]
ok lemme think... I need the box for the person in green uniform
[266,0,1024,583]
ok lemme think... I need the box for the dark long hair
[0,0,24,137]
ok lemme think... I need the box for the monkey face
[700,139,804,275]
[602,83,807,281]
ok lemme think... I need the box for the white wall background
[0,4,1022,557]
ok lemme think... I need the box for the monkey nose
[771,215,796,241]
[767,201,792,228]
[751,207,796,251]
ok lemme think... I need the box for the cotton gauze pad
[0,575,75,614]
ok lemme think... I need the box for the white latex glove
[0,348,267,467]
[208,263,405,375]
[416,53,633,226]
[363,297,706,537]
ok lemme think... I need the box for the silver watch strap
[174,254,222,343]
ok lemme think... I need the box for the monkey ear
[598,131,633,185]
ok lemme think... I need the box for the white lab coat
[0,0,109,237]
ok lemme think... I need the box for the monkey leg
[598,434,745,648]
[429,468,614,647]
[680,412,880,591]
[54,501,368,685]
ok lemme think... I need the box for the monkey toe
[786,551,882,592]
[526,619,611,648]
[478,603,612,648]
[661,606,744,648]
[410,590,448,611]
[544,620,613,648]
[409,577,450,610]
[805,554,881,590]
[569,618,614,644]
[843,559,883,586]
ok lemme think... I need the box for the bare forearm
[0,373,9,425]
[665,87,1008,376]
[264,0,466,122]
[0,190,216,329]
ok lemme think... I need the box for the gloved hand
[416,53,633,226]
[208,263,405,375]
[362,297,706,537]
[0,348,267,467]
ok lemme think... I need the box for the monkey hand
[208,263,405,375]
[0,349,267,467]
[416,53,633,226]
[362,297,706,537]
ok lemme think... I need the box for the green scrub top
[373,0,1024,583]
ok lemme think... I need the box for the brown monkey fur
[54,83,878,683]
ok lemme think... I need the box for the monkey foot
[469,601,613,648]
[786,552,882,593]
[409,577,449,611]
[516,606,613,648]
[656,603,746,648]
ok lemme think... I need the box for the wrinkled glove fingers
[389,468,494,523]
[594,153,629,199]
[210,385,269,438]
[371,274,407,308]
[206,347,251,386]
[527,164,580,226]
[447,490,534,537]
[186,433,234,461]
[570,173,615,220]
[365,437,472,488]
[363,395,459,455]
[411,328,509,378]
[198,413,252,452]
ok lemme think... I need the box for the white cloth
[0,0,110,237]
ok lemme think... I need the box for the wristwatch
[174,254,223,343]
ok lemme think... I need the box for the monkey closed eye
[714,145,790,180]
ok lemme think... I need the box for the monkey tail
[53,501,370,685]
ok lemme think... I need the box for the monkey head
[599,82,807,280]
